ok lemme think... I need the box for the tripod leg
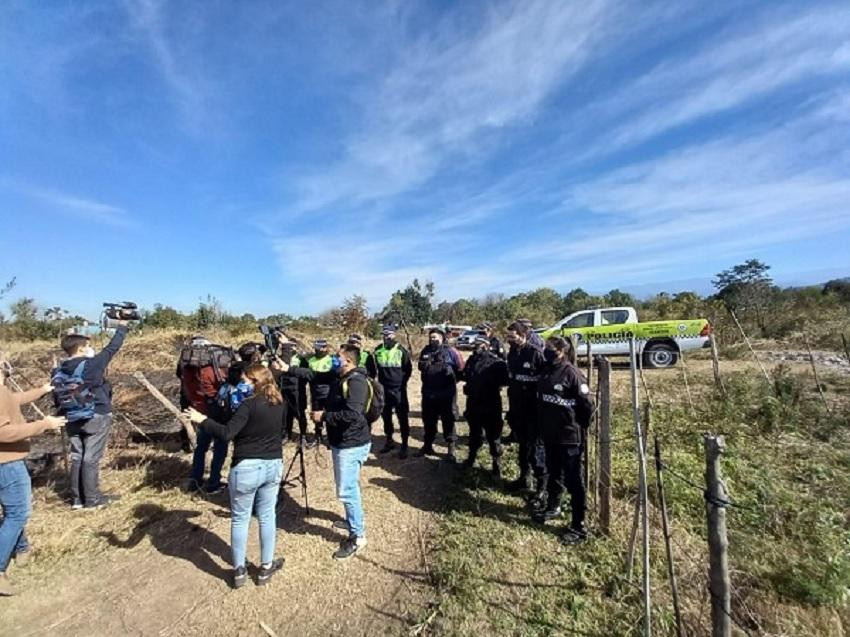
[300,439,310,515]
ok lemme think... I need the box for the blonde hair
[244,364,283,405]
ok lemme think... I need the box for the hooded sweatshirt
[55,326,127,416]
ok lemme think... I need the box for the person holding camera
[54,324,128,510]
[534,336,593,544]
[311,345,372,560]
[185,364,285,588]
[277,342,310,446]
[0,353,66,596]
[417,327,464,460]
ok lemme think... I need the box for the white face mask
[82,346,96,358]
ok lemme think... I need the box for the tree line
[2,261,849,346]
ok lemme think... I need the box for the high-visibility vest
[375,344,403,368]
[358,351,369,367]
[308,355,334,373]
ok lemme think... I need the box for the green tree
[713,259,775,333]
[382,279,435,325]
[338,295,369,333]
[561,288,603,315]
[10,297,38,322]
[144,304,186,329]
[604,289,637,308]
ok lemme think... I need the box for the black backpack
[343,372,384,424]
[178,343,235,383]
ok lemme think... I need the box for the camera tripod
[282,434,310,515]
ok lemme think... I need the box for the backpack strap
[72,359,87,379]
[342,372,373,413]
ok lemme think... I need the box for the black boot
[528,480,548,511]
[505,474,530,492]
[491,457,502,479]
[398,440,409,459]
[380,437,395,454]
[462,448,478,469]
[415,444,436,457]
[446,441,457,463]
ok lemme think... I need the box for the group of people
[0,318,593,595]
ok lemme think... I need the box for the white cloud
[3,181,135,227]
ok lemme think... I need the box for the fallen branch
[132,371,196,449]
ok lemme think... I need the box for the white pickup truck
[539,306,712,368]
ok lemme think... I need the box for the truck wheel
[643,343,678,369]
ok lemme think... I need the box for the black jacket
[463,350,509,417]
[324,367,371,449]
[488,335,507,359]
[201,395,285,466]
[56,326,127,415]
[506,342,544,426]
[278,352,308,411]
[374,341,412,390]
[418,344,462,399]
[536,360,593,446]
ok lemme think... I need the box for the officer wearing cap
[518,318,545,353]
[416,327,464,460]
[347,333,378,379]
[461,335,509,477]
[477,322,506,359]
[305,339,338,444]
[373,325,413,458]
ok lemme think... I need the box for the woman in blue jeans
[186,364,285,589]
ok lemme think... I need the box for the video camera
[259,324,298,363]
[102,301,142,329]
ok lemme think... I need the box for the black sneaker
[533,506,562,523]
[446,442,458,463]
[491,460,502,479]
[232,565,248,589]
[332,519,351,531]
[461,456,476,469]
[398,444,408,459]
[504,476,529,492]
[379,440,395,454]
[414,446,436,458]
[560,527,588,545]
[84,495,121,511]
[333,537,367,561]
[257,558,285,585]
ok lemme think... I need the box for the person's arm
[366,354,378,379]
[13,384,52,406]
[565,367,593,427]
[401,348,413,384]
[497,359,510,387]
[0,416,54,443]
[201,399,252,441]
[84,326,128,383]
[324,375,369,430]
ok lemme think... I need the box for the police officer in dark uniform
[374,326,413,458]
[348,334,378,379]
[477,322,506,359]
[505,321,547,497]
[416,327,464,461]
[518,318,545,353]
[534,335,593,544]
[461,335,509,477]
[305,339,339,444]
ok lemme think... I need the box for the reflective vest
[375,344,404,368]
[291,355,301,367]
[308,355,334,373]
[358,351,369,367]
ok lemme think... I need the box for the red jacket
[179,366,222,414]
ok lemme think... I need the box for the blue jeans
[0,460,31,573]
[228,458,282,568]
[331,443,371,539]
[191,427,228,489]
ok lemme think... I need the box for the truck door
[592,308,633,355]
[561,310,595,351]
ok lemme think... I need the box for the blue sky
[2,0,849,320]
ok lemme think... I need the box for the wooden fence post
[704,434,731,637]
[841,333,850,366]
[654,436,684,637]
[133,371,196,449]
[629,338,652,636]
[597,357,612,536]
[709,335,726,396]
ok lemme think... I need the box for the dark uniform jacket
[418,344,464,399]
[463,350,509,417]
[506,342,544,426]
[374,341,413,390]
[536,360,593,446]
[324,367,371,449]
[277,349,308,412]
[488,335,507,359]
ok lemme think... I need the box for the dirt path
[0,430,455,636]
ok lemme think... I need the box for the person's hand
[311,410,324,424]
[183,407,206,424]
[41,382,54,393]
[45,415,67,430]
[270,358,289,373]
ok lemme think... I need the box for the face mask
[332,354,342,369]
[383,337,395,347]
[83,346,96,358]
[429,338,440,347]
[543,348,558,364]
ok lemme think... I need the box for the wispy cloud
[3,180,135,228]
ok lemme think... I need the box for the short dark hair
[506,321,529,336]
[61,334,90,356]
[339,344,360,366]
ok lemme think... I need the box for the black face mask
[543,348,558,364]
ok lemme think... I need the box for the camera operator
[277,342,310,446]
[0,352,66,596]
[534,336,592,544]
[311,344,372,560]
[55,322,129,510]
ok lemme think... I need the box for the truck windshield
[564,313,594,328]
